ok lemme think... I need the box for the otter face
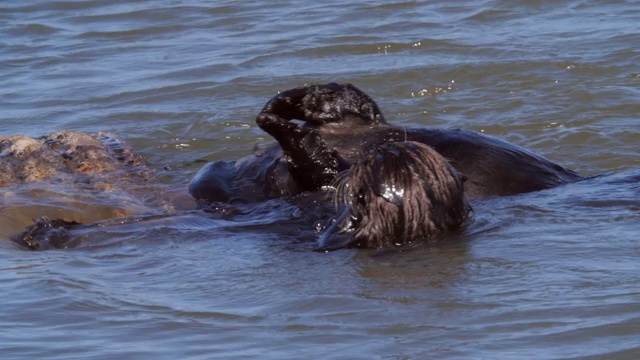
[319,141,472,250]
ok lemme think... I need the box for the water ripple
[1,0,639,359]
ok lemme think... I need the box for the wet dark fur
[255,83,584,200]
[319,141,472,250]
[190,83,583,204]
[186,83,584,249]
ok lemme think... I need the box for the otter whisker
[328,169,352,209]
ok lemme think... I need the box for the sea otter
[318,141,472,250]
[190,83,583,204]
[186,83,584,248]
[253,83,584,200]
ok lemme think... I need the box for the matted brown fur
[333,141,471,249]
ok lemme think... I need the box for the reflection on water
[1,0,639,359]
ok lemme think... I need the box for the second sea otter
[318,141,472,250]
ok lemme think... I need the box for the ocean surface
[1,0,639,359]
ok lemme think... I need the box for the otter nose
[316,206,354,251]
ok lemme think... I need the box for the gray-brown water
[1,0,639,359]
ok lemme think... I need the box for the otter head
[260,83,387,127]
[319,141,472,250]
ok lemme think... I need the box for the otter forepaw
[256,113,296,134]
[260,83,386,126]
[256,113,314,145]
[259,88,308,121]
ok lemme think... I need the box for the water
[1,0,639,358]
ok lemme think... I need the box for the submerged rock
[0,130,151,188]
[11,216,81,251]
[1,130,189,250]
